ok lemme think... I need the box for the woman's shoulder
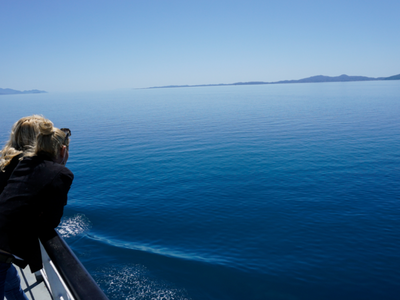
[29,159,74,191]
[20,156,74,182]
[0,153,22,173]
[42,159,74,178]
[0,154,23,194]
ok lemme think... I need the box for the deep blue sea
[1,81,400,300]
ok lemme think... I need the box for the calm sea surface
[1,81,400,300]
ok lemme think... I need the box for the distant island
[0,88,47,95]
[147,73,400,89]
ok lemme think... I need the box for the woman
[0,118,73,300]
[0,115,45,194]
[0,115,45,300]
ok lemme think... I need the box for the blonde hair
[33,119,69,159]
[0,115,45,172]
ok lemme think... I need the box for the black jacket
[0,154,73,272]
[0,154,22,194]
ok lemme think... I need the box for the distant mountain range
[147,73,400,89]
[0,88,47,95]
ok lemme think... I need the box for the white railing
[39,231,109,300]
[40,242,75,300]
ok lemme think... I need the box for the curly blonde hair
[0,115,45,172]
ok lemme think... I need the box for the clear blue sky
[1,0,399,92]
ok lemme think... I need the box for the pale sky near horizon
[1,0,399,92]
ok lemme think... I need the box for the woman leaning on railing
[0,117,73,300]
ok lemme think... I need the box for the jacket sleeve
[38,168,74,234]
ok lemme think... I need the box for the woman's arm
[38,168,74,231]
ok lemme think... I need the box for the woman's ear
[60,145,67,157]
[60,145,67,156]
[56,145,67,164]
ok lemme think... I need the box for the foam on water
[57,213,92,239]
